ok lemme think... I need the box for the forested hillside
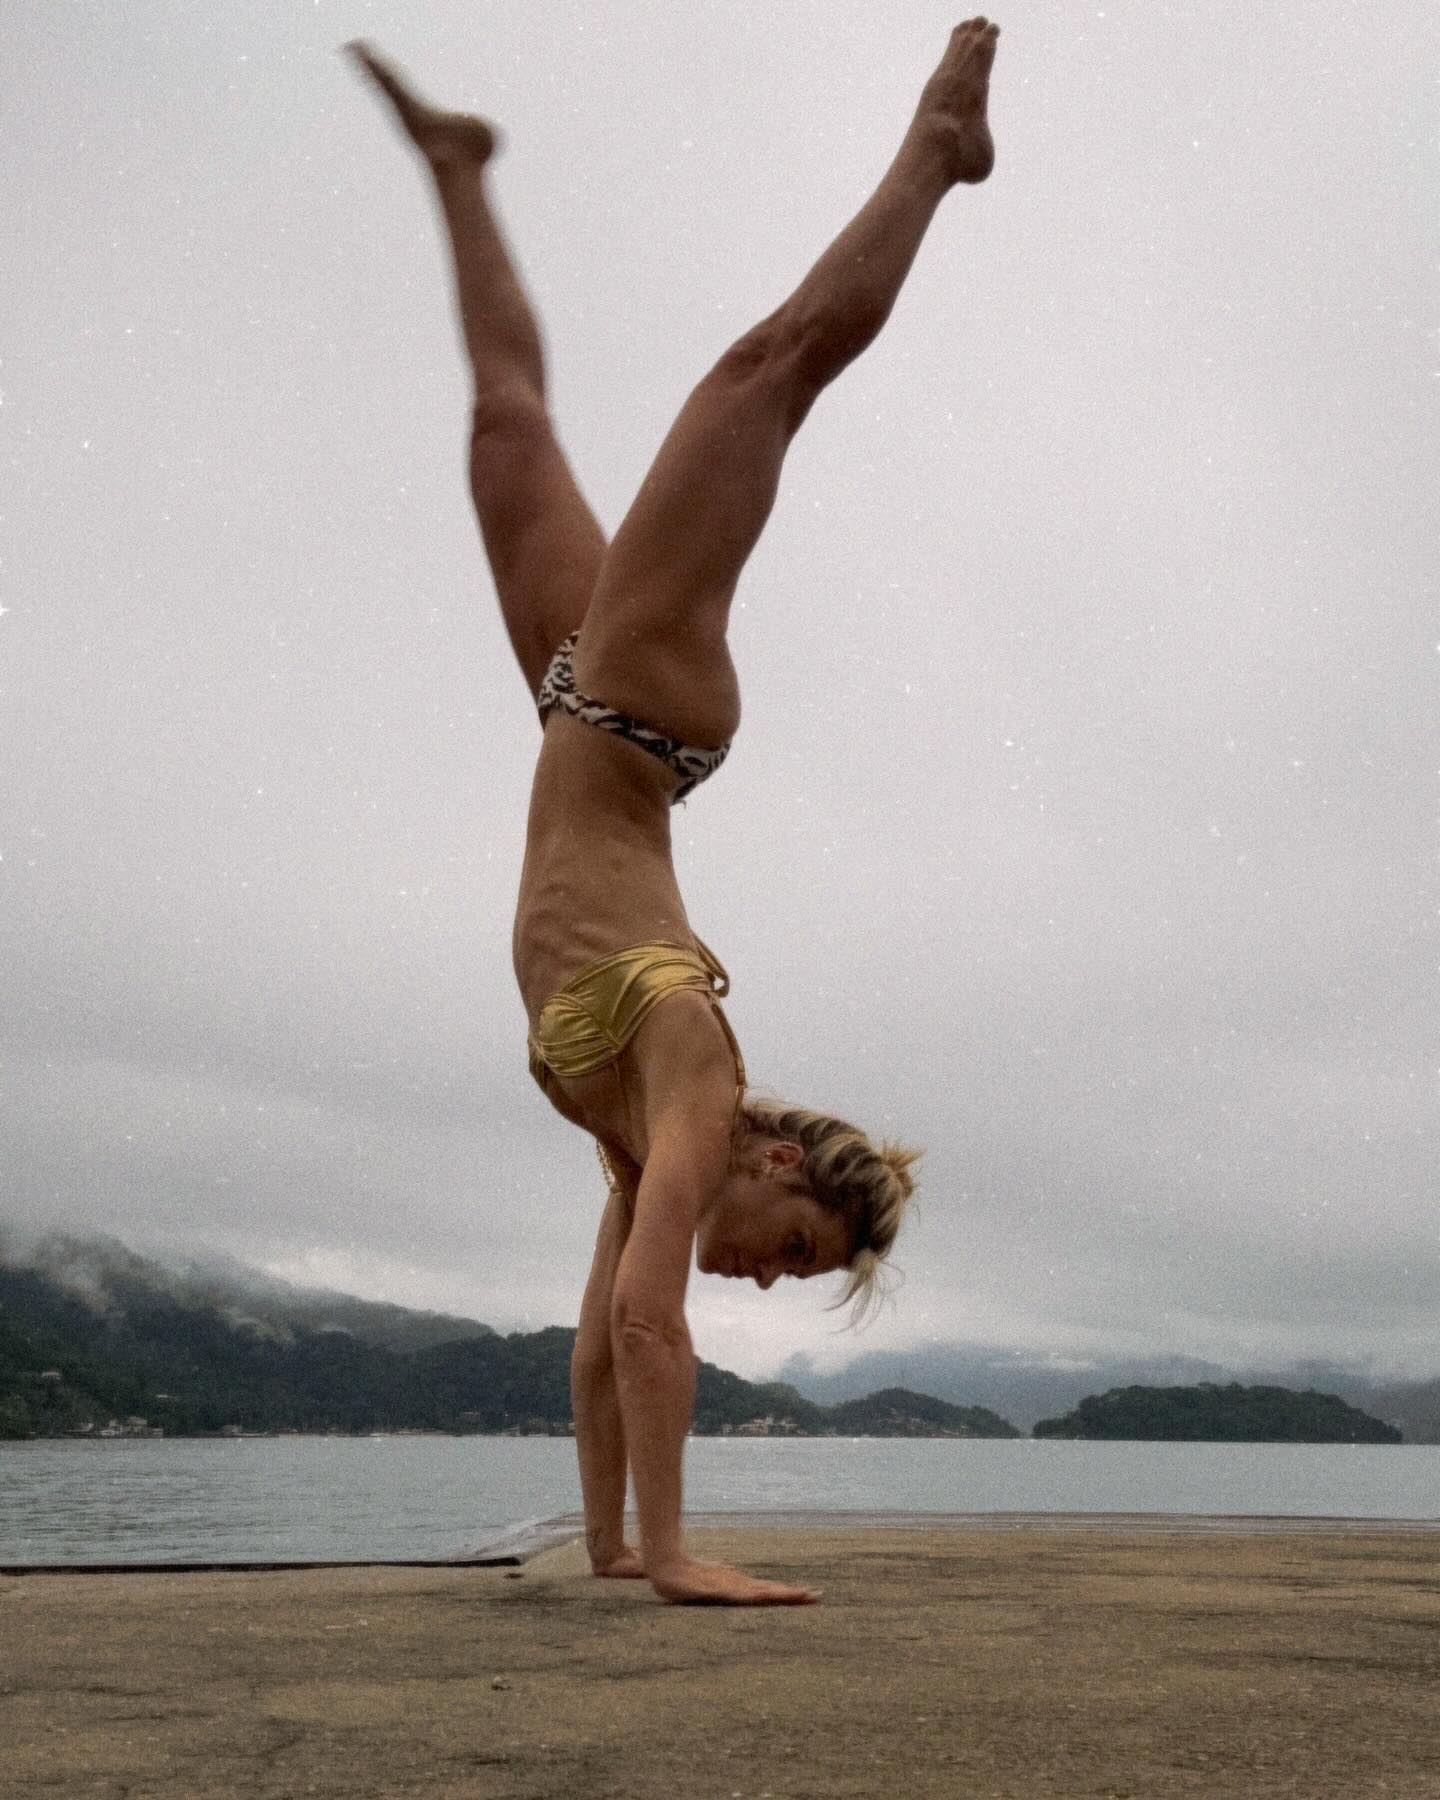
[0,1244,1016,1440]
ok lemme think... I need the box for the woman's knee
[468,387,561,530]
[470,382,549,459]
[749,290,886,393]
[713,310,816,386]
[710,313,823,433]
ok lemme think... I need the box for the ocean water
[2,1435,1436,1566]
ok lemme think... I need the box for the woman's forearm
[571,1180,637,1569]
[612,1314,695,1573]
[571,1351,628,1566]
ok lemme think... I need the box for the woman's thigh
[469,393,608,701]
[574,330,809,743]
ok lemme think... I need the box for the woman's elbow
[570,1339,613,1395]
[610,1290,690,1356]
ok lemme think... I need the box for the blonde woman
[350,20,998,1605]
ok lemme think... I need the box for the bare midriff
[512,713,737,1162]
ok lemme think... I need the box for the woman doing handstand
[349,19,1000,1606]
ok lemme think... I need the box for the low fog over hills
[4,1228,1435,1442]
[0,1227,495,1355]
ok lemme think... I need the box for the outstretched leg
[347,44,606,700]
[577,20,1000,747]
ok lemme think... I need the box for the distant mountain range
[4,1227,1430,1444]
[774,1344,1440,1445]
[0,1231,1014,1441]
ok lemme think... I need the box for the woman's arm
[610,1105,819,1606]
[571,1178,642,1575]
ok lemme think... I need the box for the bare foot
[914,17,1000,184]
[592,1545,646,1580]
[345,41,499,166]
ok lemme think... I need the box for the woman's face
[695,1142,851,1290]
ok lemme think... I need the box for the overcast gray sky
[3,1,1435,1383]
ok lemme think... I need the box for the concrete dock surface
[3,1521,1438,1798]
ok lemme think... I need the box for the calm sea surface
[2,1436,1436,1566]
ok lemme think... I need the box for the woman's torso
[512,712,730,1163]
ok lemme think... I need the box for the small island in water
[1033,1383,1402,1445]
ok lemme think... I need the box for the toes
[962,18,1000,74]
[346,41,426,120]
[949,18,1001,54]
[344,40,392,85]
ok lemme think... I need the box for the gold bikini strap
[689,932,730,997]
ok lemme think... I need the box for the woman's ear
[765,1140,804,1171]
